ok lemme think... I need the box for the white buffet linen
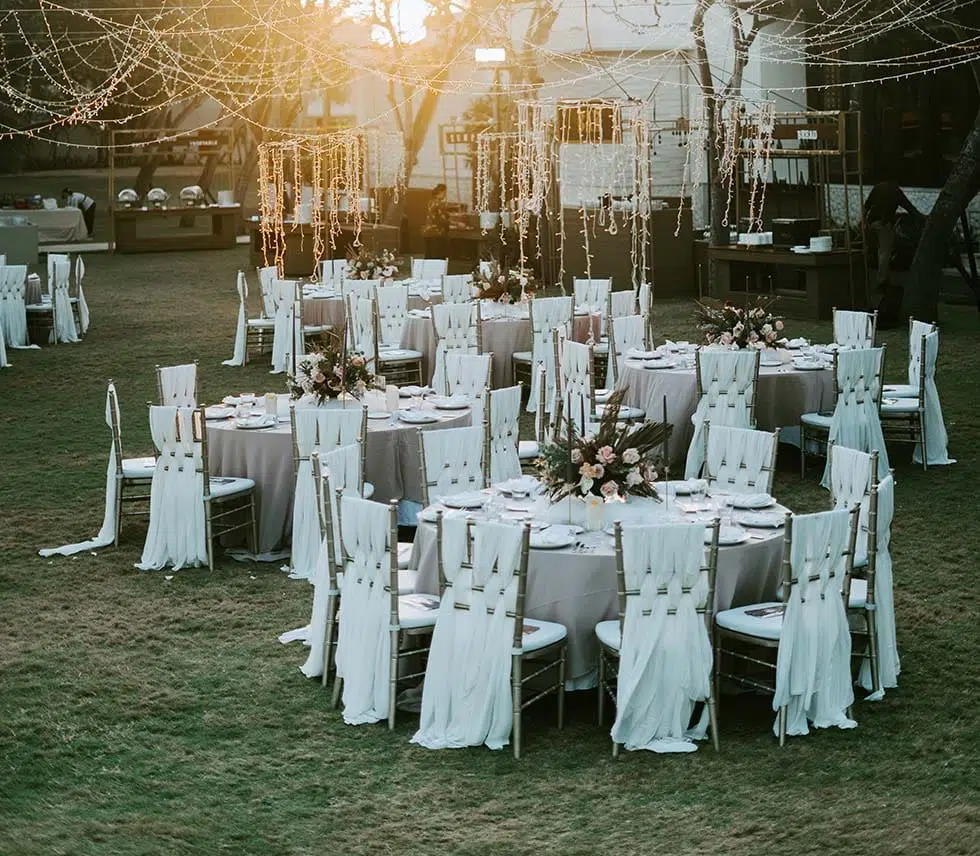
[75,255,90,334]
[820,348,889,487]
[858,475,899,698]
[39,384,122,555]
[222,271,248,366]
[913,330,954,465]
[0,264,35,349]
[137,406,208,570]
[413,519,523,750]
[611,523,712,753]
[334,494,394,725]
[773,508,857,736]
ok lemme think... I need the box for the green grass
[1,248,978,855]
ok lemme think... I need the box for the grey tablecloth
[620,357,836,466]
[21,208,88,242]
[411,498,786,686]
[304,293,441,330]
[208,398,471,552]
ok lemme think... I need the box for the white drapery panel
[315,406,366,453]
[859,475,900,697]
[703,425,776,494]
[0,316,8,367]
[821,348,889,487]
[346,294,376,366]
[158,363,197,407]
[527,296,572,414]
[833,309,875,348]
[50,260,79,343]
[444,352,490,422]
[270,279,296,374]
[413,258,448,280]
[320,258,348,284]
[638,282,651,319]
[298,443,361,678]
[222,271,248,366]
[39,383,123,555]
[558,339,594,437]
[913,331,954,465]
[376,285,410,348]
[289,407,323,581]
[609,314,646,384]
[257,266,278,317]
[0,264,32,348]
[905,320,934,388]
[442,274,473,304]
[573,277,610,310]
[421,425,485,501]
[431,302,478,393]
[611,523,712,753]
[684,349,758,479]
[342,279,378,301]
[137,406,208,571]
[334,494,394,725]
[75,255,90,334]
[828,445,875,560]
[412,519,524,750]
[773,508,857,736]
[47,252,69,293]
[607,290,634,320]
[488,385,522,484]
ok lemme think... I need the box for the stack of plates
[234,415,276,430]
[396,409,438,424]
[438,491,487,509]
[429,395,470,410]
[729,493,775,510]
[642,356,675,370]
[792,357,825,371]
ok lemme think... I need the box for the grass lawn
[1,247,978,855]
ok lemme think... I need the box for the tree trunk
[906,106,980,321]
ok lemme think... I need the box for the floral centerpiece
[472,261,535,303]
[694,297,785,349]
[346,248,398,280]
[537,390,671,501]
[288,333,375,404]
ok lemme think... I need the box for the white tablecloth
[14,208,88,242]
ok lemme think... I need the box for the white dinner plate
[759,353,783,367]
[530,531,576,550]
[626,350,660,360]
[205,406,234,420]
[397,410,439,424]
[399,385,433,398]
[234,416,276,430]
[711,525,750,546]
[497,476,541,496]
[792,360,825,371]
[429,395,470,410]
[222,395,257,405]
[785,338,809,349]
[736,511,785,528]
[417,506,465,523]
[642,358,675,370]
[439,491,487,509]
[729,493,775,510]
[367,411,391,420]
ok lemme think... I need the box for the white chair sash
[75,255,90,334]
[413,258,448,280]
[422,425,486,501]
[607,290,634,320]
[222,271,248,366]
[821,348,889,487]
[913,330,954,465]
[376,285,409,348]
[412,520,523,750]
[685,350,759,479]
[573,277,610,311]
[444,352,490,423]
[334,495,394,725]
[431,302,478,393]
[50,261,79,343]
[39,383,122,555]
[270,279,297,374]
[833,309,875,349]
[773,508,857,736]
[442,274,473,304]
[608,314,645,384]
[906,320,933,386]
[703,425,776,494]
[321,258,348,283]
[343,279,379,301]
[558,339,594,437]
[47,252,69,294]
[158,363,198,407]
[0,316,8,367]
[488,385,522,484]
[289,407,323,581]
[136,406,208,571]
[828,445,874,560]
[347,294,376,365]
[611,523,712,752]
[257,266,278,316]
[526,296,572,414]
[0,264,31,348]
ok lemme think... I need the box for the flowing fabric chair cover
[257,266,279,316]
[315,406,366,453]
[441,274,473,304]
[607,290,634,320]
[0,264,31,348]
[638,282,651,319]
[703,424,778,494]
[610,523,714,752]
[136,406,208,570]
[157,363,198,407]
[443,352,490,424]
[74,255,90,334]
[320,258,348,284]
[558,339,594,437]
[39,382,128,555]
[297,443,362,678]
[222,271,249,366]
[290,407,327,581]
[334,494,396,724]
[525,296,573,413]
[828,445,875,560]
[856,475,899,698]
[347,294,376,367]
[773,508,858,736]
[684,349,759,479]
[342,279,379,301]
[47,252,70,294]
[50,259,79,343]
[0,317,8,367]
[833,309,876,349]
[376,285,410,347]
[270,279,297,374]
[412,518,526,750]
[430,302,478,393]
[573,277,610,310]
[420,425,486,504]
[885,319,934,398]
[487,385,522,483]
[912,331,954,465]
[412,258,448,280]
[820,348,889,487]
[608,314,646,385]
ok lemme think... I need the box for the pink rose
[312,371,326,384]
[596,445,616,465]
[593,463,605,479]
[600,480,619,498]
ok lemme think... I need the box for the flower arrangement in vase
[694,296,785,349]
[537,390,670,502]
[288,333,375,404]
[346,248,398,280]
[472,261,535,304]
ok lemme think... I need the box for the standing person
[62,188,96,237]
[864,177,922,324]
[422,183,450,260]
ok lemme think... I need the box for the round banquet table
[208,395,472,553]
[411,490,789,687]
[303,284,443,330]
[620,353,836,467]
[401,305,599,390]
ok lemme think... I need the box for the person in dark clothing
[422,183,450,259]
[865,179,923,325]
[62,187,96,236]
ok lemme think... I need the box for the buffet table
[0,208,88,243]
[112,205,240,253]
